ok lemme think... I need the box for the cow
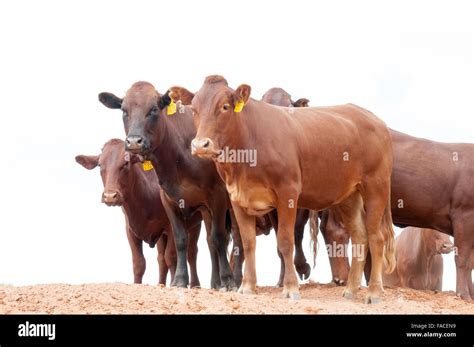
[183,75,395,303]
[320,129,474,300]
[169,86,317,287]
[382,227,453,291]
[98,82,237,291]
[75,139,201,286]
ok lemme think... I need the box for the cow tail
[309,210,319,268]
[383,189,396,274]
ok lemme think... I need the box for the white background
[0,0,472,291]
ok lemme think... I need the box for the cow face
[99,82,171,156]
[424,230,454,255]
[76,139,140,206]
[190,75,251,158]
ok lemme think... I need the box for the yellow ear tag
[167,99,177,116]
[234,100,244,113]
[142,160,154,171]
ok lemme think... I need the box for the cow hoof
[334,278,345,286]
[171,276,189,288]
[210,279,221,290]
[281,292,300,300]
[456,292,472,301]
[342,289,355,300]
[296,263,311,280]
[238,285,256,295]
[364,294,381,304]
[290,292,301,300]
[275,282,283,288]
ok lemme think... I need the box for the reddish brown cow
[181,75,395,303]
[321,130,474,300]
[76,139,201,286]
[383,227,453,291]
[98,82,237,291]
[171,86,316,287]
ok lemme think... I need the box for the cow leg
[268,211,285,288]
[202,210,221,289]
[430,255,443,292]
[231,201,257,294]
[160,191,189,288]
[230,210,244,287]
[320,210,350,285]
[126,226,146,284]
[294,209,311,280]
[157,233,169,285]
[361,183,392,304]
[211,206,237,292]
[276,195,300,300]
[336,192,368,300]
[453,217,473,301]
[164,229,177,285]
[187,223,201,288]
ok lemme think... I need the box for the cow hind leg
[294,209,311,280]
[452,217,474,301]
[202,211,221,290]
[157,234,169,285]
[336,192,368,300]
[361,182,393,304]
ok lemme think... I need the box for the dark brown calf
[383,227,453,291]
[187,75,395,303]
[98,83,237,290]
[76,139,201,286]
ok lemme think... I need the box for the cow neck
[149,110,195,194]
[120,165,150,228]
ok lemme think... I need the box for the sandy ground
[0,282,472,314]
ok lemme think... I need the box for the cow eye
[149,106,159,116]
[222,104,230,111]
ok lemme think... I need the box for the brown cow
[383,227,453,291]
[98,83,237,291]
[321,129,474,300]
[184,75,395,303]
[76,139,201,286]
[168,86,316,287]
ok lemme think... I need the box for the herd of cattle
[76,76,474,304]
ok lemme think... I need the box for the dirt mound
[0,282,472,314]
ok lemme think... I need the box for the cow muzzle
[125,135,146,154]
[102,191,122,206]
[191,137,218,157]
[439,242,453,254]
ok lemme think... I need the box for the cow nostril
[137,137,143,145]
[202,140,210,148]
[112,192,118,198]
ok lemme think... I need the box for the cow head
[422,229,454,255]
[261,87,310,108]
[75,139,141,206]
[98,82,175,157]
[189,75,251,158]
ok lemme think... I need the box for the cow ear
[75,155,99,170]
[98,92,122,109]
[292,98,310,108]
[233,84,251,112]
[168,86,195,105]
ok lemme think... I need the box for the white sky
[0,0,472,291]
